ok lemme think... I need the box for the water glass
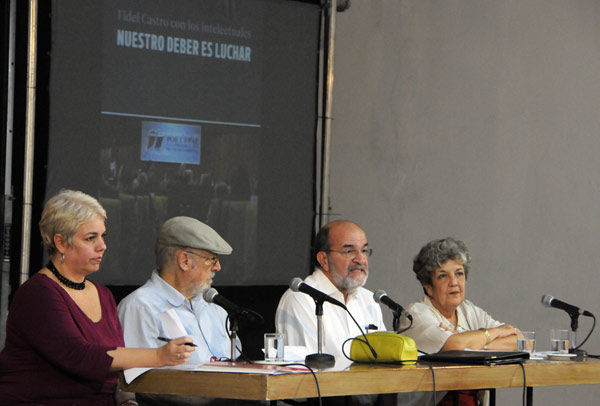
[264,333,284,362]
[517,331,536,353]
[550,329,570,353]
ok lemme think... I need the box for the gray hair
[155,244,180,274]
[312,222,332,270]
[413,237,471,294]
[39,189,107,256]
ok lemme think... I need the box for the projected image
[94,0,265,283]
[141,121,201,165]
[98,115,259,285]
[46,0,318,286]
[102,0,262,127]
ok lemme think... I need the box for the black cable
[574,313,596,350]
[234,343,252,363]
[340,336,360,361]
[429,365,436,406]
[246,360,323,406]
[223,315,241,361]
[517,361,526,406]
[221,315,322,405]
[338,304,416,362]
[423,353,525,406]
[284,363,322,406]
[222,315,255,362]
[396,316,413,334]
[343,307,378,359]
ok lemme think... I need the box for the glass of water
[264,333,284,362]
[550,329,570,353]
[517,331,536,353]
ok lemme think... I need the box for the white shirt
[401,295,503,354]
[118,270,239,365]
[275,269,385,359]
[395,296,503,406]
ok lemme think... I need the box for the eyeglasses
[185,251,219,266]
[326,248,373,259]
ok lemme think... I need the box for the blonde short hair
[39,189,107,255]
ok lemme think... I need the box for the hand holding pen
[158,336,198,347]
[157,336,197,365]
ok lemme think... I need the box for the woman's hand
[109,338,197,371]
[157,337,196,366]
[491,324,519,339]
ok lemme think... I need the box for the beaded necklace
[46,261,86,290]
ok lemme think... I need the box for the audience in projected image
[98,142,260,284]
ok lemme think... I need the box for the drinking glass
[550,329,570,353]
[264,333,284,362]
[517,331,536,353]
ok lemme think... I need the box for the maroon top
[0,273,124,405]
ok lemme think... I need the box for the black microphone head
[541,294,554,308]
[290,277,303,292]
[203,287,219,303]
[373,290,387,303]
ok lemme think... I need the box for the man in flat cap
[118,216,243,405]
[118,216,238,367]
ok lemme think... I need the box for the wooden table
[121,358,600,401]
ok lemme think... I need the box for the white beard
[330,269,366,293]
[189,276,214,298]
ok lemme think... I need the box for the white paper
[158,308,188,338]
[283,345,310,361]
[123,367,151,384]
[193,361,310,374]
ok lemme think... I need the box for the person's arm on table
[107,337,195,371]
[441,324,518,351]
[485,334,519,350]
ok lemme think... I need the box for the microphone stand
[305,299,335,368]
[228,314,240,362]
[569,314,587,356]
[392,311,400,332]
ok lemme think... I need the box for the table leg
[489,388,496,406]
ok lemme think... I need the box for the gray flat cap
[157,216,233,255]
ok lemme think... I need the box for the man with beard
[275,220,385,361]
[118,216,240,405]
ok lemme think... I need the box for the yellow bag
[349,331,418,364]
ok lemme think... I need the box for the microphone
[541,294,593,317]
[290,277,346,309]
[373,290,413,321]
[203,288,263,323]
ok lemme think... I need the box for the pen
[157,336,198,347]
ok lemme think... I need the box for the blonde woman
[0,190,195,406]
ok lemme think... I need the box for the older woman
[401,237,519,406]
[0,190,195,406]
